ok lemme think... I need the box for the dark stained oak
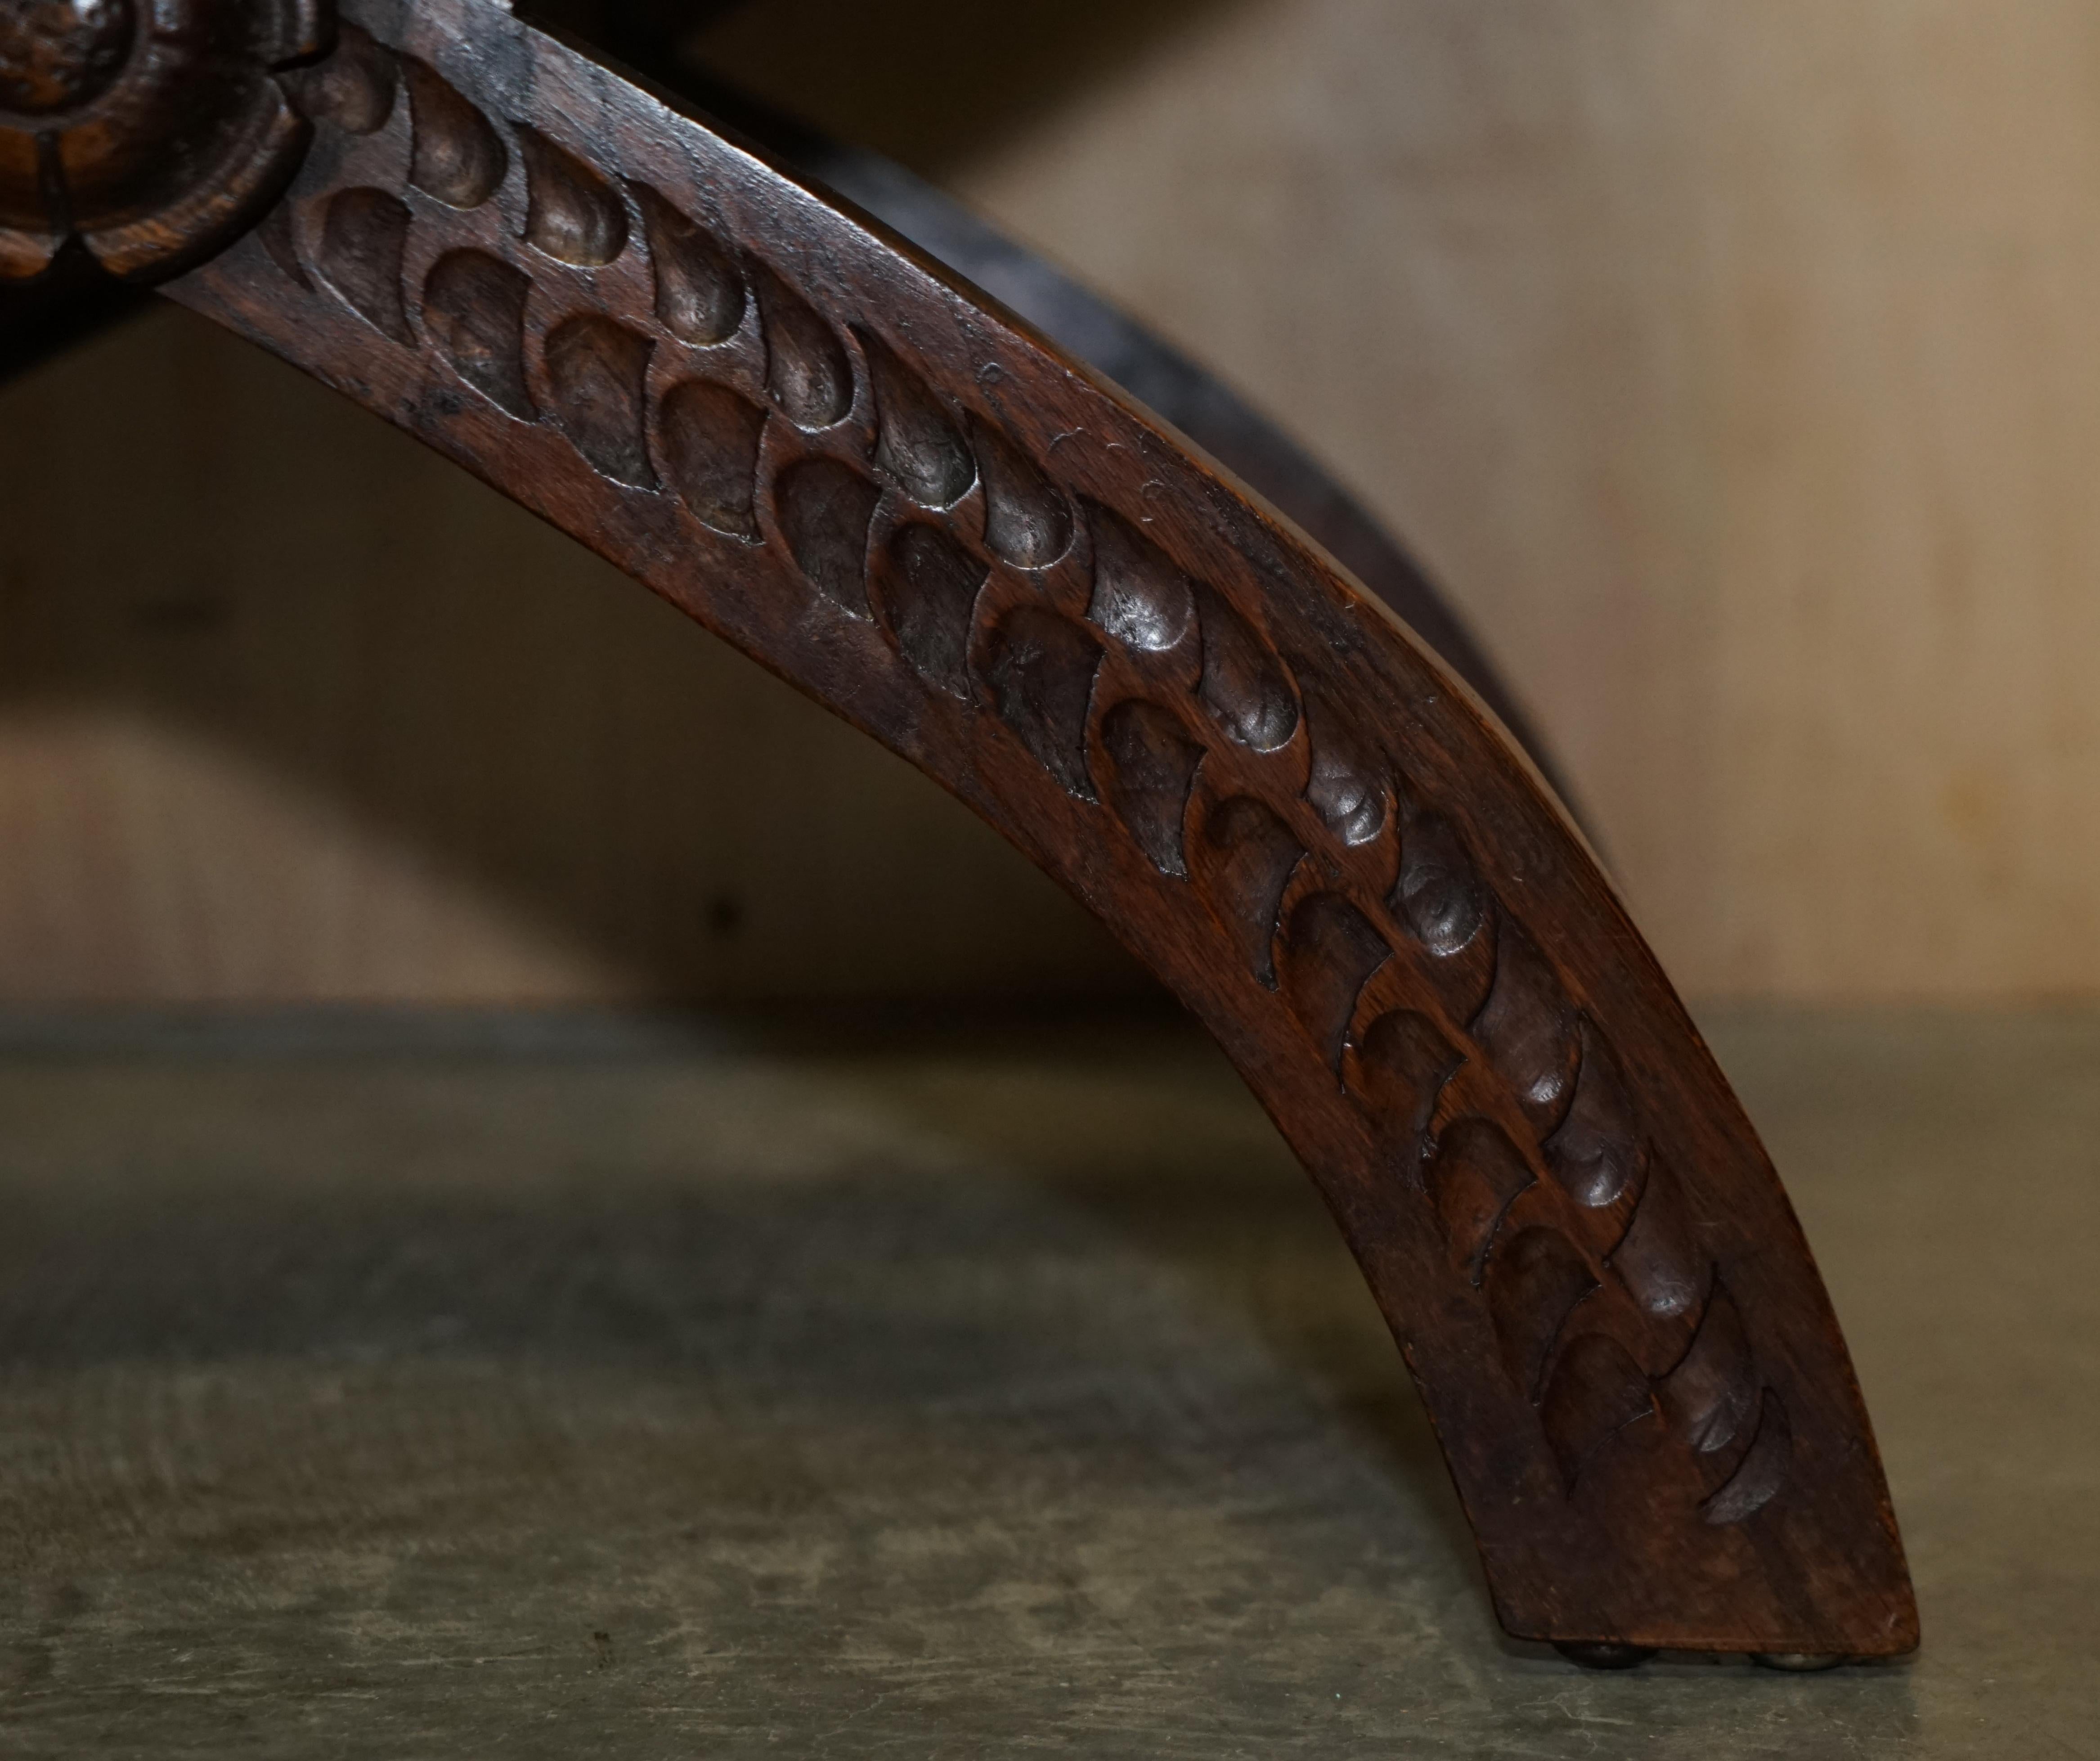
[0,0,1918,1662]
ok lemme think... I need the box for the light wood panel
[6,0,2099,1002]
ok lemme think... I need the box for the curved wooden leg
[2,0,1917,1659]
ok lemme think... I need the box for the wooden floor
[0,1007,2091,1756]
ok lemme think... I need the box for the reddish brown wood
[1,0,1919,1662]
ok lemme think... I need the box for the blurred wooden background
[4,0,2096,1005]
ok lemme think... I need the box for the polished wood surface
[2,0,1916,1658]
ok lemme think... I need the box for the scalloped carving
[1546,1020,1646,1210]
[423,248,535,419]
[1195,585,1298,752]
[632,183,744,346]
[1305,695,1387,846]
[1472,919,1580,1135]
[543,314,656,488]
[1086,501,1193,653]
[283,22,396,135]
[1349,1009,1462,1163]
[658,378,767,540]
[1540,1334,1660,1487]
[753,261,851,430]
[862,329,974,508]
[1279,892,1391,1071]
[402,55,505,210]
[984,606,1103,799]
[878,523,987,697]
[1100,699,1203,877]
[776,458,879,615]
[1193,795,1303,987]
[1702,1391,1791,1526]
[1611,1158,1704,1320]
[974,417,1071,568]
[1487,1226,1597,1399]
[1393,810,1486,957]
[1426,1116,1536,1284]
[517,124,627,267]
[315,187,411,343]
[1661,1285,1759,1456]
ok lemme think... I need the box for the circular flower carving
[0,0,329,282]
[0,0,134,115]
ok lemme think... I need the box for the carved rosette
[0,0,328,281]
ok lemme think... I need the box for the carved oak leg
[0,0,1917,1661]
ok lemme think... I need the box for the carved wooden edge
[654,67,1584,822]
[122,0,1913,1659]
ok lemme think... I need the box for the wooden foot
[2,0,1918,1659]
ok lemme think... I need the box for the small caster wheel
[1751,1653,1848,1672]
[1555,1642,1656,1671]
